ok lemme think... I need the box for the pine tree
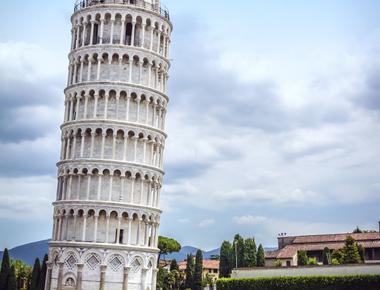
[322,247,331,265]
[6,265,16,290]
[256,244,265,267]
[297,251,308,266]
[0,248,11,290]
[193,250,203,290]
[244,238,257,267]
[27,258,41,290]
[37,255,48,290]
[169,259,179,272]
[219,241,233,278]
[342,236,362,264]
[184,254,194,289]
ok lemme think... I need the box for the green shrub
[331,258,340,265]
[308,257,318,265]
[216,275,380,290]
[274,260,282,267]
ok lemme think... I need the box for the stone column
[120,20,126,45]
[93,94,99,118]
[129,60,133,83]
[76,264,84,290]
[116,216,122,244]
[126,95,131,120]
[123,267,130,290]
[99,265,107,290]
[150,27,154,50]
[141,24,146,48]
[110,19,115,44]
[127,218,132,245]
[82,214,87,242]
[131,22,136,46]
[99,19,105,44]
[83,95,89,119]
[90,21,95,45]
[105,215,110,243]
[94,214,99,242]
[44,262,53,290]
[57,262,64,290]
[157,31,161,54]
[152,268,158,290]
[141,268,148,290]
[87,59,92,81]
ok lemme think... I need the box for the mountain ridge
[0,240,276,265]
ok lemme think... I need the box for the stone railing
[74,0,170,20]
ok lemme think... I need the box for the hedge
[216,275,380,290]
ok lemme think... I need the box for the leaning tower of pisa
[46,1,172,289]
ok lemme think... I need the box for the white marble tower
[46,1,172,289]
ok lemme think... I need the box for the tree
[219,241,233,278]
[256,244,265,267]
[0,248,11,290]
[6,265,16,290]
[331,250,344,264]
[297,251,308,266]
[353,226,363,233]
[170,259,179,272]
[357,244,365,262]
[342,236,361,264]
[233,234,245,268]
[27,258,40,290]
[37,255,48,290]
[12,260,32,290]
[157,236,181,265]
[244,238,257,267]
[322,247,331,265]
[193,250,203,290]
[184,254,194,289]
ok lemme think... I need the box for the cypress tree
[27,258,41,290]
[184,254,194,289]
[0,248,11,290]
[193,250,203,290]
[169,259,179,271]
[322,247,331,265]
[219,241,233,278]
[244,238,257,267]
[256,244,265,267]
[37,255,48,290]
[233,234,245,268]
[6,265,16,290]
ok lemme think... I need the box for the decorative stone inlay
[65,255,77,270]
[86,254,101,270]
[109,255,123,271]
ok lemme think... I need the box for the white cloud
[179,218,191,224]
[233,215,267,225]
[198,219,215,228]
[0,176,55,219]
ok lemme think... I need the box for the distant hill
[0,240,276,265]
[163,246,221,262]
[0,240,50,265]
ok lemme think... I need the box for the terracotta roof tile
[272,239,380,259]
[292,232,380,244]
[178,260,219,270]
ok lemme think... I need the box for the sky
[0,0,380,250]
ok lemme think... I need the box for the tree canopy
[157,236,181,263]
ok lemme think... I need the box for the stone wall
[232,263,380,278]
